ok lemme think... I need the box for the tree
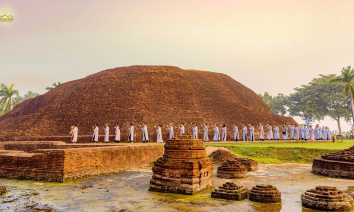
[287,74,351,135]
[0,83,19,114]
[329,66,354,125]
[46,82,62,90]
[16,91,39,103]
[259,92,287,115]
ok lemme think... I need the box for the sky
[1,0,354,131]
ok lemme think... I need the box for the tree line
[0,82,61,116]
[259,66,354,135]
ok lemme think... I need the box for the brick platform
[0,141,163,182]
[217,160,248,178]
[301,186,354,211]
[211,182,249,200]
[312,146,354,179]
[233,158,259,171]
[149,135,213,195]
[249,184,282,203]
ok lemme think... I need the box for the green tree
[45,82,62,90]
[329,66,354,125]
[0,83,19,114]
[16,91,39,103]
[287,74,350,135]
[259,92,287,115]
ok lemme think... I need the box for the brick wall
[0,143,163,182]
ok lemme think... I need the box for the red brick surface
[0,142,163,182]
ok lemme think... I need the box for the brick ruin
[149,135,213,195]
[312,146,354,179]
[301,186,354,211]
[249,184,282,203]
[211,182,249,201]
[0,182,6,195]
[217,160,248,178]
[233,157,259,171]
[0,141,163,182]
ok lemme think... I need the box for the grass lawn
[205,140,354,164]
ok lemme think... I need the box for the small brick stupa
[149,134,213,195]
[301,186,354,211]
[217,160,248,178]
[0,182,6,195]
[211,182,249,200]
[312,146,354,179]
[234,157,259,171]
[249,184,282,203]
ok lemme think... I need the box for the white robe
[169,126,174,139]
[142,125,149,141]
[128,126,134,141]
[222,127,227,141]
[180,125,185,135]
[259,125,264,139]
[233,126,239,140]
[213,126,220,141]
[93,127,99,142]
[104,126,109,142]
[156,127,163,143]
[115,126,120,141]
[71,127,78,142]
[203,126,209,141]
[193,126,198,138]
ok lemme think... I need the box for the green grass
[205,140,354,164]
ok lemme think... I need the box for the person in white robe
[104,123,110,143]
[221,124,227,141]
[249,124,255,141]
[142,123,149,143]
[309,126,315,141]
[294,124,300,140]
[71,124,78,143]
[266,123,273,140]
[180,123,185,135]
[92,124,99,143]
[193,124,198,138]
[203,123,209,142]
[169,123,174,139]
[156,124,163,143]
[128,123,134,143]
[259,123,264,141]
[233,124,239,141]
[114,123,120,143]
[213,124,220,141]
[242,124,248,141]
[273,124,280,140]
[327,127,332,140]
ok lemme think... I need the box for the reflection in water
[251,202,282,212]
[0,164,353,212]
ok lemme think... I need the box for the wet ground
[0,163,353,212]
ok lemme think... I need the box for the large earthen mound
[0,66,297,141]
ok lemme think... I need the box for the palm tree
[330,66,354,124]
[0,83,19,114]
[46,82,62,90]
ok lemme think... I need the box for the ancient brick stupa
[149,134,213,195]
[312,146,354,179]
[301,186,354,211]
[249,185,282,203]
[211,182,249,201]
[234,158,259,171]
[217,160,248,178]
[0,182,6,195]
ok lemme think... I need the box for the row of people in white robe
[85,123,332,143]
[89,123,164,143]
